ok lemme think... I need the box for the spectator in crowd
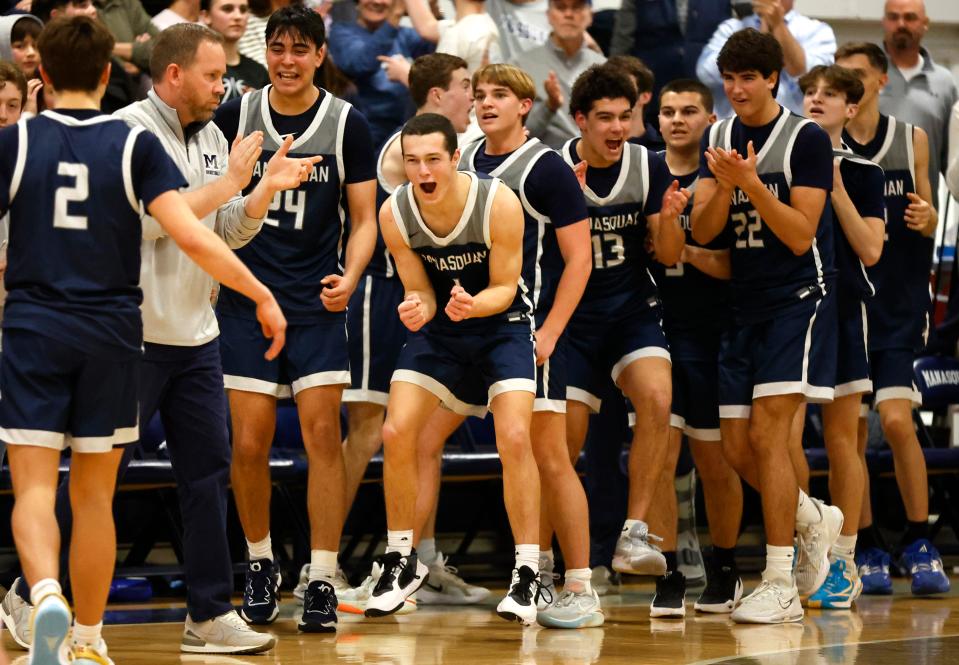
[879,0,957,194]
[0,14,41,113]
[611,0,729,98]
[95,0,161,79]
[485,0,550,61]
[0,60,25,336]
[696,0,835,118]
[403,0,501,72]
[329,0,434,148]
[236,0,291,66]
[509,0,603,149]
[152,0,200,29]
[607,54,663,150]
[201,0,268,102]
[948,100,959,200]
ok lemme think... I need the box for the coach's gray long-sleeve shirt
[510,37,606,149]
[115,90,264,347]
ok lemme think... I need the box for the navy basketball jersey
[217,87,353,323]
[459,137,563,319]
[707,110,833,323]
[0,110,185,357]
[370,129,401,279]
[832,146,884,298]
[560,139,659,312]
[843,115,932,349]
[390,172,531,334]
[649,167,730,333]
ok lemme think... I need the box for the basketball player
[691,28,842,624]
[0,16,285,665]
[799,64,887,609]
[559,64,688,581]
[213,5,377,632]
[411,63,598,627]
[835,42,950,596]
[645,78,745,618]
[371,113,542,625]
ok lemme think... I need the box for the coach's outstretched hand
[227,131,264,192]
[256,295,287,360]
[446,284,474,322]
[264,134,325,193]
[398,293,431,332]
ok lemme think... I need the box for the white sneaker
[537,588,605,629]
[589,566,620,597]
[71,639,114,665]
[731,578,804,624]
[182,611,275,654]
[28,591,71,665]
[337,565,418,615]
[417,553,490,605]
[495,566,539,626]
[0,579,32,649]
[537,554,559,610]
[612,521,667,576]
[795,498,844,596]
[365,551,429,618]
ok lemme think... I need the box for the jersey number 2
[53,162,89,230]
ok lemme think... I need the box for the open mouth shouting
[419,182,437,194]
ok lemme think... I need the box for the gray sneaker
[537,554,559,610]
[181,610,276,654]
[612,522,667,576]
[590,566,621,597]
[537,588,605,629]
[0,578,32,649]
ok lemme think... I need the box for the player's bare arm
[380,198,437,331]
[648,180,689,266]
[683,246,731,280]
[322,178,378,312]
[908,127,938,238]
[535,218,591,366]
[831,159,884,266]
[691,151,733,245]
[148,190,287,359]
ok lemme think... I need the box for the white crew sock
[387,529,414,556]
[418,538,437,566]
[29,578,62,607]
[796,490,823,525]
[764,544,795,585]
[831,534,857,564]
[72,621,103,648]
[246,534,273,561]
[515,544,539,573]
[564,568,592,594]
[309,550,338,582]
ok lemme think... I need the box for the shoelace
[746,580,779,602]
[305,584,334,615]
[551,589,585,609]
[434,556,474,591]
[246,566,274,604]
[218,611,252,632]
[820,562,851,594]
[373,553,408,594]
[509,568,546,605]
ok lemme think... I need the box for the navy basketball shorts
[392,322,536,417]
[664,331,722,441]
[343,274,406,407]
[219,313,350,398]
[0,329,139,453]
[566,303,670,413]
[718,293,837,419]
[533,331,569,414]
[869,347,922,407]
[834,291,872,398]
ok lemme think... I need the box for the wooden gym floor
[4,578,956,664]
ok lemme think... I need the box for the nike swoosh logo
[778,597,794,610]
[425,582,444,592]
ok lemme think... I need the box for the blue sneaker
[240,558,281,625]
[29,592,71,665]
[298,580,337,632]
[900,539,951,596]
[855,547,892,595]
[807,559,862,609]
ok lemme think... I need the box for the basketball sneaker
[294,564,350,604]
[240,558,281,625]
[807,559,862,609]
[299,580,337,632]
[612,521,667,576]
[730,578,803,624]
[28,591,71,665]
[70,640,114,665]
[181,610,276,654]
[364,550,429,618]
[694,557,743,613]
[856,547,893,595]
[496,566,539,626]
[537,554,558,610]
[795,498,844,596]
[537,588,605,629]
[0,577,32,649]
[417,553,490,605]
[589,566,621,597]
[650,570,687,618]
[337,564,418,615]
[899,539,951,596]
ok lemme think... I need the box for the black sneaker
[694,557,743,614]
[365,550,429,617]
[650,570,687,618]
[240,558,281,625]
[496,565,539,626]
[298,580,337,632]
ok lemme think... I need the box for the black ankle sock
[712,546,737,569]
[857,526,880,553]
[663,551,678,572]
[901,520,929,547]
